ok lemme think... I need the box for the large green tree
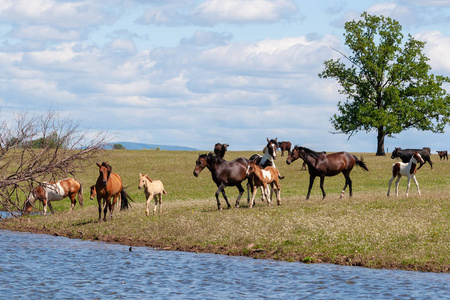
[319,12,450,156]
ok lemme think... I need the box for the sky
[1,0,450,152]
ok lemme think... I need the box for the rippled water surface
[0,229,449,299]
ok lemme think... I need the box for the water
[0,229,448,299]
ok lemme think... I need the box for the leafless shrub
[0,111,110,215]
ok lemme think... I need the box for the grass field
[1,149,449,272]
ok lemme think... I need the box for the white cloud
[414,30,450,74]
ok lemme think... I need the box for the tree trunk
[376,126,386,156]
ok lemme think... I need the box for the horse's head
[266,137,278,160]
[391,147,400,159]
[96,162,111,186]
[193,154,208,177]
[214,143,229,158]
[286,146,302,165]
[412,152,424,164]
[138,173,152,189]
[23,186,44,214]
[246,161,257,176]
[89,185,96,200]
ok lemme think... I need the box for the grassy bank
[1,150,449,272]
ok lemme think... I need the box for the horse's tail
[354,156,369,171]
[120,189,134,210]
[163,189,167,195]
[77,180,84,207]
[278,174,285,180]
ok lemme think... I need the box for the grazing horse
[250,138,278,168]
[138,173,167,216]
[388,152,424,197]
[193,153,249,210]
[277,141,291,157]
[91,162,132,221]
[246,161,283,208]
[24,178,83,214]
[214,143,229,158]
[437,150,448,160]
[286,146,369,199]
[391,147,433,169]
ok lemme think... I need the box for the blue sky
[1,0,450,152]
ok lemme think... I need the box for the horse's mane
[145,175,153,182]
[294,145,323,158]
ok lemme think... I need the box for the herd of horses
[23,138,447,218]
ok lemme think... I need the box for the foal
[387,152,424,197]
[138,174,167,216]
[246,161,283,208]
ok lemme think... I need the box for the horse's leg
[215,183,227,210]
[387,176,395,197]
[340,173,352,198]
[97,197,102,221]
[145,193,153,216]
[412,175,421,196]
[158,194,162,214]
[249,185,257,208]
[48,201,55,214]
[406,175,412,197]
[103,198,109,221]
[395,175,402,197]
[234,183,245,208]
[69,193,76,212]
[153,195,158,215]
[319,176,326,199]
[306,175,315,200]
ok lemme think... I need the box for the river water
[0,228,448,299]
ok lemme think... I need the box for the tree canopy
[319,12,450,155]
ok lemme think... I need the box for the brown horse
[437,150,448,160]
[246,161,283,208]
[214,143,229,158]
[193,153,249,210]
[91,162,132,221]
[24,178,83,214]
[277,141,291,156]
[286,146,369,199]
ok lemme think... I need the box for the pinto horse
[91,162,132,221]
[250,138,278,168]
[388,152,424,197]
[286,146,369,199]
[193,153,249,210]
[277,141,291,157]
[24,178,83,214]
[246,161,283,208]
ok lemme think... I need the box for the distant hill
[105,142,198,151]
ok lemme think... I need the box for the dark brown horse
[193,153,249,210]
[286,146,369,199]
[277,141,291,156]
[437,150,448,160]
[91,162,132,221]
[214,143,229,158]
[391,147,433,169]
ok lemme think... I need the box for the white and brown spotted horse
[388,152,424,197]
[24,178,83,214]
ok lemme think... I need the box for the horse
[249,138,278,168]
[138,173,167,216]
[246,161,283,208]
[214,143,229,159]
[391,147,433,169]
[277,141,291,157]
[286,146,369,199]
[437,150,448,160]
[193,153,249,210]
[91,162,132,221]
[388,152,424,197]
[24,178,83,214]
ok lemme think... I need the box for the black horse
[193,153,249,210]
[213,143,229,158]
[391,147,433,169]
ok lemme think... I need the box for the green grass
[1,150,449,272]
